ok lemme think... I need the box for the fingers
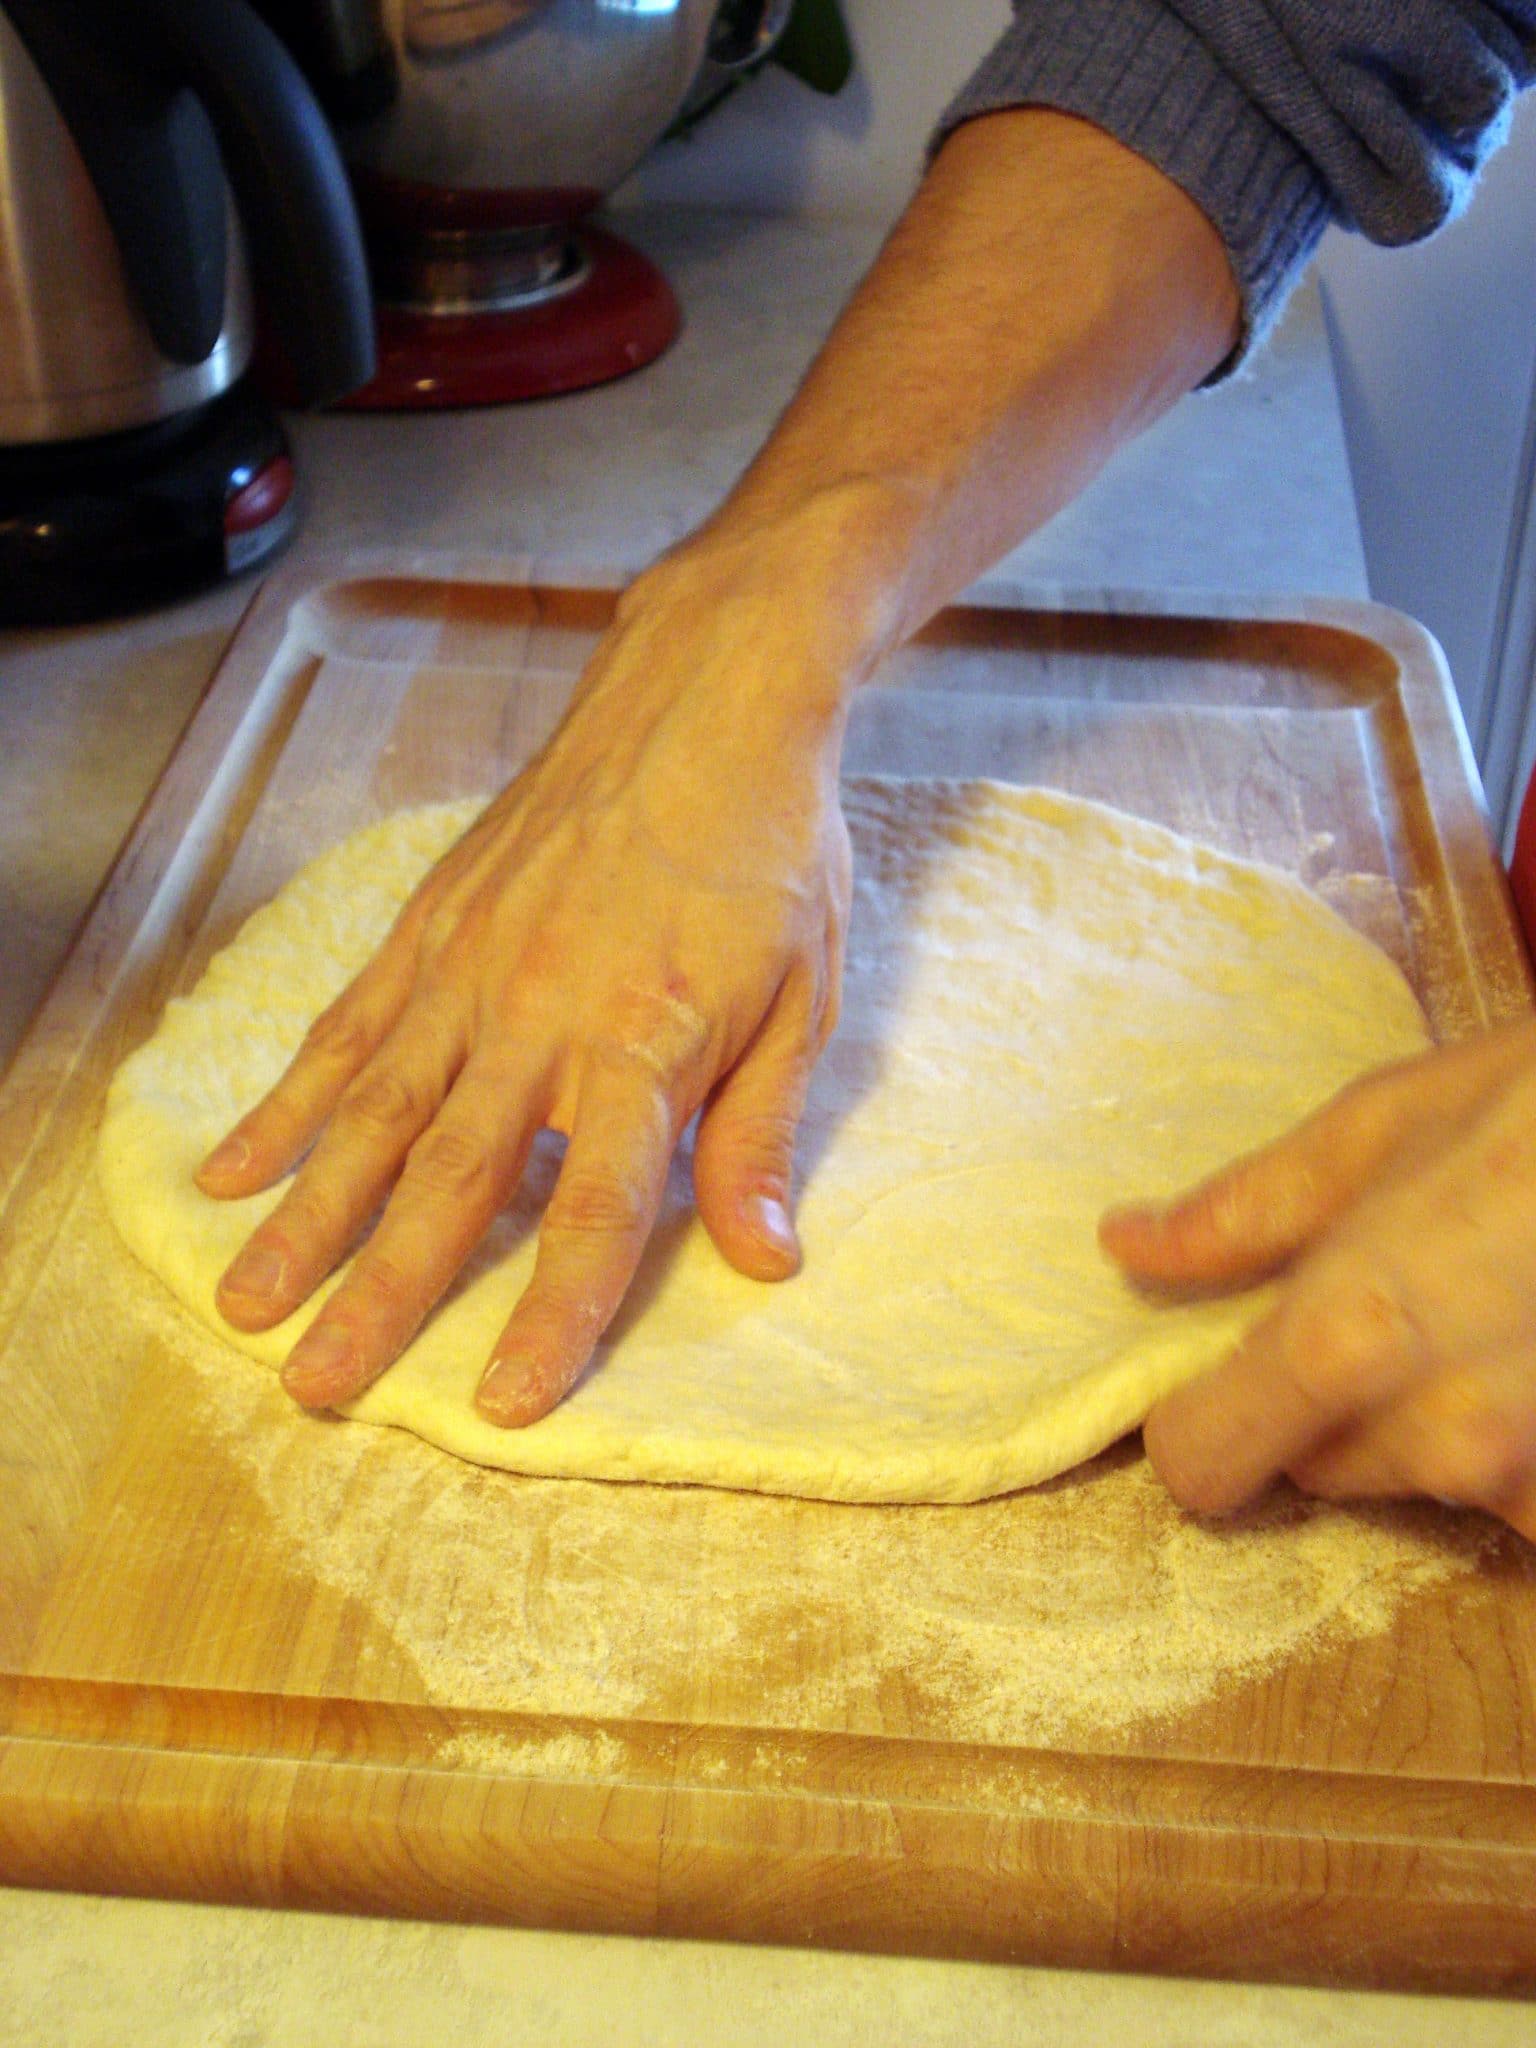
[216,999,469,1333]
[198,947,416,1197]
[277,1052,547,1408]
[1151,1340,1536,1545]
[693,968,827,1280]
[1099,1138,1336,1292]
[1285,1353,1536,1525]
[194,699,850,1434]
[1099,1069,1416,1288]
[474,1057,678,1427]
[1143,1265,1434,1514]
[1142,1045,1536,1521]
[1100,1024,1536,1289]
[196,807,520,1203]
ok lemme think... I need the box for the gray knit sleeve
[936,0,1536,371]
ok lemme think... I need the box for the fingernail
[476,1353,541,1426]
[200,1135,251,1180]
[746,1192,798,1253]
[221,1243,287,1302]
[281,1323,357,1402]
[477,1355,520,1413]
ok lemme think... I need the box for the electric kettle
[0,0,375,622]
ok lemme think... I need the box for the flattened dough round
[98,780,1431,1502]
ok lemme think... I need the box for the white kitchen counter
[5,206,1522,2045]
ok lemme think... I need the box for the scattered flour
[99,1182,1492,1754]
[434,1726,629,1779]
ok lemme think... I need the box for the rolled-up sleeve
[936,0,1536,371]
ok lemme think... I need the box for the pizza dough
[97,780,1431,1503]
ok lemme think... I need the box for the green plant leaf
[773,0,854,95]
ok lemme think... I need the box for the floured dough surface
[98,781,1431,1503]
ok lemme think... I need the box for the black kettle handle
[3,0,233,370]
[3,0,374,406]
[139,0,376,406]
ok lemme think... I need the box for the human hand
[1099,1020,1536,1541]
[195,531,861,1425]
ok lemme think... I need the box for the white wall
[618,0,1011,219]
[1315,96,1536,834]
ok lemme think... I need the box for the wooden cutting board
[3,557,1535,1993]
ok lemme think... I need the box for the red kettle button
[224,454,296,535]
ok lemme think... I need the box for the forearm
[664,108,1239,686]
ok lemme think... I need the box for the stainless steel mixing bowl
[340,0,790,214]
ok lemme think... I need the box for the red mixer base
[342,224,680,409]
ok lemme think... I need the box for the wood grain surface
[2,557,1534,1992]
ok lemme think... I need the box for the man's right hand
[197,521,864,1426]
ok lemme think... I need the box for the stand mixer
[262,0,793,406]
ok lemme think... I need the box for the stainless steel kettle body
[0,0,375,448]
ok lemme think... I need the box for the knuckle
[1281,1272,1422,1412]
[549,1168,650,1243]
[717,1110,799,1193]
[301,997,377,1071]
[403,1124,496,1204]
[589,980,712,1080]
[347,1248,417,1322]
[270,1184,345,1257]
[340,1064,429,1141]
